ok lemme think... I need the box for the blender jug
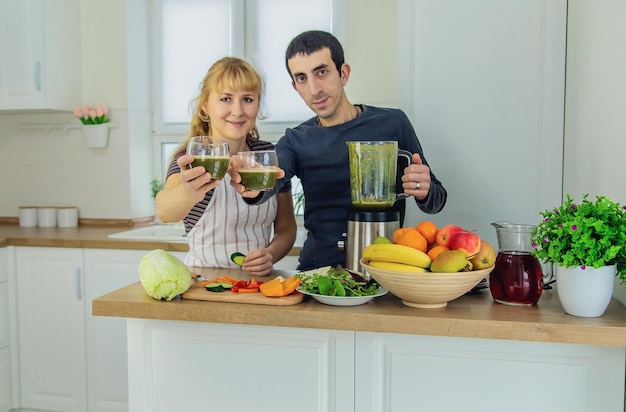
[489,221,543,306]
[341,141,411,272]
[347,141,411,210]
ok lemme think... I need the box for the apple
[448,231,481,258]
[435,224,464,247]
[469,240,497,269]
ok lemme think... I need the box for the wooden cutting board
[182,282,303,306]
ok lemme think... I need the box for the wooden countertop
[0,223,189,251]
[92,267,626,348]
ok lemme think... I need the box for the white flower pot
[556,264,616,317]
[82,123,110,148]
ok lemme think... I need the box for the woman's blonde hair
[169,57,266,163]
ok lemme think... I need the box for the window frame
[149,0,345,181]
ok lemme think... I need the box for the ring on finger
[415,181,421,190]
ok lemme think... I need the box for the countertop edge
[92,282,626,348]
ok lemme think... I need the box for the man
[229,30,447,270]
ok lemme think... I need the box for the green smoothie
[347,141,398,209]
[191,155,229,179]
[239,168,278,190]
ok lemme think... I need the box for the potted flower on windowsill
[74,104,111,148]
[531,194,626,317]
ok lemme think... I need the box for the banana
[367,260,428,273]
[362,243,432,269]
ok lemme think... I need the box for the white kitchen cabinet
[16,247,86,412]
[127,319,355,412]
[0,0,80,111]
[83,248,185,412]
[14,246,185,412]
[354,332,624,412]
[0,247,10,412]
[0,247,7,347]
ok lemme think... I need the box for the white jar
[19,206,39,227]
[38,207,58,227]
[57,207,79,227]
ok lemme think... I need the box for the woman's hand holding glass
[180,136,230,201]
[176,154,221,202]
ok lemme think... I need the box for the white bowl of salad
[295,266,388,306]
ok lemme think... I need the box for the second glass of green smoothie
[236,150,279,190]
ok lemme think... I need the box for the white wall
[0,1,623,221]
[0,0,396,220]
[563,0,626,205]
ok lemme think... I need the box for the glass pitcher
[489,221,543,306]
[347,141,411,210]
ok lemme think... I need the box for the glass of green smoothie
[186,136,230,179]
[237,150,279,190]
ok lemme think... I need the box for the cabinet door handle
[75,267,82,300]
[34,61,41,91]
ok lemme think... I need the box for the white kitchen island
[93,269,626,412]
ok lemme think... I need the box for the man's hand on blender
[402,153,431,201]
[227,154,285,197]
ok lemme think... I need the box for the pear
[430,250,470,273]
[372,236,392,245]
[469,240,496,270]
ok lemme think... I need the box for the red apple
[435,224,464,247]
[448,231,482,258]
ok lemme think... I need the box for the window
[151,1,345,179]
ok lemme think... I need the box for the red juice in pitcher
[489,251,543,306]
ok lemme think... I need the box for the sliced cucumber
[230,252,246,267]
[204,282,234,292]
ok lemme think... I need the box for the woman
[156,57,296,276]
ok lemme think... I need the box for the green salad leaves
[296,266,380,297]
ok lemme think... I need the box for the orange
[395,229,428,253]
[416,221,439,245]
[393,227,413,244]
[427,244,450,261]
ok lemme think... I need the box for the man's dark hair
[285,30,345,79]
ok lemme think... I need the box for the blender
[340,141,411,272]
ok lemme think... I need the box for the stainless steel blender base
[344,210,400,272]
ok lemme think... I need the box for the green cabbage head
[139,249,192,300]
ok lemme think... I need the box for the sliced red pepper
[237,287,259,293]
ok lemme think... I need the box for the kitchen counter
[92,267,626,348]
[94,269,626,412]
[0,223,301,255]
[0,223,189,251]
[4,222,626,347]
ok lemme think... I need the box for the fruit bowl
[360,258,494,308]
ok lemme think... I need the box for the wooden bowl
[360,258,494,308]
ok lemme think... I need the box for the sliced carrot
[218,276,239,284]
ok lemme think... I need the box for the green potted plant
[151,179,164,200]
[531,194,626,317]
